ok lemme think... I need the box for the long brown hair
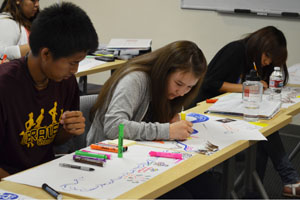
[91,40,207,123]
[1,0,39,30]
[242,26,289,85]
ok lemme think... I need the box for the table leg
[236,144,269,199]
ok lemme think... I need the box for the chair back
[54,94,98,154]
[74,94,98,150]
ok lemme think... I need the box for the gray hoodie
[86,71,170,145]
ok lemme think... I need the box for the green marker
[75,150,107,159]
[118,123,124,158]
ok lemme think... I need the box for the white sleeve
[0,18,25,60]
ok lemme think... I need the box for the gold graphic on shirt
[19,101,63,148]
[35,108,44,128]
[59,109,63,122]
[49,102,58,123]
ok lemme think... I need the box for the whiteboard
[181,0,300,18]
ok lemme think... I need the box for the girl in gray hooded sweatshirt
[87,40,207,145]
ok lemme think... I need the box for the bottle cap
[246,69,260,81]
[274,66,280,71]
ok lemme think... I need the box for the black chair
[78,76,102,95]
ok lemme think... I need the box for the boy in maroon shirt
[0,2,98,179]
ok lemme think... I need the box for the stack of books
[106,38,152,59]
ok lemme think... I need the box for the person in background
[87,40,207,144]
[0,2,98,180]
[192,26,300,198]
[0,0,39,60]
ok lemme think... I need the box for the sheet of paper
[0,189,36,200]
[77,57,106,73]
[139,113,266,154]
[4,145,192,199]
[288,63,300,85]
[275,87,300,108]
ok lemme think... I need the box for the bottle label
[269,80,283,88]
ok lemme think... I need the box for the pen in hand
[253,62,257,71]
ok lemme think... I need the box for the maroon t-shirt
[0,57,79,174]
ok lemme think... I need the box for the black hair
[29,2,98,59]
[242,26,288,85]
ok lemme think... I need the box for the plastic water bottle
[269,66,283,102]
[242,69,263,122]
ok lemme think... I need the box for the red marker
[1,54,7,64]
[206,99,218,103]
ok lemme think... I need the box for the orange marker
[91,144,118,153]
[1,54,7,64]
[206,99,218,103]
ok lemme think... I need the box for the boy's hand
[60,111,85,135]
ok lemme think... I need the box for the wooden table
[75,59,125,77]
[0,102,294,199]
[76,59,125,94]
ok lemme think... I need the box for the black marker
[234,9,251,14]
[281,12,299,17]
[59,163,95,171]
[42,183,63,200]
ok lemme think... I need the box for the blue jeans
[256,131,299,185]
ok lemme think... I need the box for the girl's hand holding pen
[169,120,193,140]
[60,111,85,135]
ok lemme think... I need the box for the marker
[59,163,94,171]
[118,123,124,158]
[234,9,251,14]
[97,142,128,151]
[42,183,62,200]
[86,55,96,58]
[73,155,105,167]
[75,150,107,159]
[91,144,118,153]
[1,54,7,64]
[93,142,128,151]
[206,99,218,103]
[180,106,186,120]
[281,12,299,17]
[94,53,114,57]
[81,149,111,159]
[149,151,183,159]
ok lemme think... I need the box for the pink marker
[149,151,182,159]
[81,149,111,159]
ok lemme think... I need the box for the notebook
[206,93,281,119]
